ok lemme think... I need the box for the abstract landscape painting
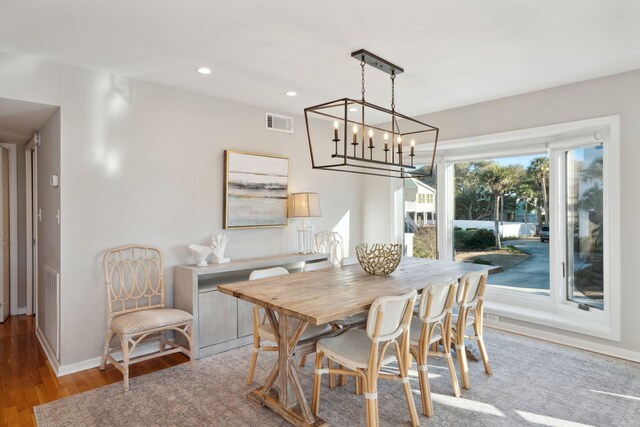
[224,151,289,228]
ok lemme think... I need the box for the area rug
[35,329,640,426]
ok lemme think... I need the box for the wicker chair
[100,245,194,392]
[314,231,345,266]
[312,289,420,427]
[246,267,332,385]
[452,271,492,389]
[409,280,460,417]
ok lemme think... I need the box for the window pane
[404,167,437,258]
[453,156,550,295]
[566,146,604,309]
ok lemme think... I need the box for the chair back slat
[456,271,488,306]
[367,290,417,342]
[314,231,345,265]
[103,245,165,319]
[303,261,334,272]
[418,279,458,323]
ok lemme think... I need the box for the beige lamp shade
[288,192,322,218]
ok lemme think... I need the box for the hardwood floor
[0,315,189,426]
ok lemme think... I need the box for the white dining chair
[453,271,492,389]
[312,289,420,427]
[100,245,194,392]
[246,266,332,385]
[315,231,345,266]
[409,280,460,417]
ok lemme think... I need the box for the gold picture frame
[224,150,289,229]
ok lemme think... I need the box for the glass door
[564,145,604,310]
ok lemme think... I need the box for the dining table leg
[247,308,327,427]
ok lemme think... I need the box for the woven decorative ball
[355,243,402,276]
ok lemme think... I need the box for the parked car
[540,225,550,242]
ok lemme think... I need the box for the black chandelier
[304,49,439,179]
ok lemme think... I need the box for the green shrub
[454,228,496,251]
[413,225,437,259]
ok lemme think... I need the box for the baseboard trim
[486,321,640,364]
[13,307,26,315]
[35,325,61,375]
[57,337,173,377]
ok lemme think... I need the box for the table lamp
[288,192,322,254]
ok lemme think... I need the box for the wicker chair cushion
[111,308,193,335]
[317,328,397,370]
[409,319,443,346]
[258,322,332,342]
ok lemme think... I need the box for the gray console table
[173,253,328,359]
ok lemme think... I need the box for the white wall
[0,51,364,368]
[364,68,640,357]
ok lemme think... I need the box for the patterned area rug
[35,329,640,426]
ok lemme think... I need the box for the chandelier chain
[361,58,366,101]
[390,71,396,112]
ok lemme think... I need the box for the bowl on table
[355,243,402,276]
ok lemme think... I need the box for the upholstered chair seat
[111,308,193,335]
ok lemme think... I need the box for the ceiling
[0,97,57,144]
[0,1,639,116]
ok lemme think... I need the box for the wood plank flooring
[0,315,189,426]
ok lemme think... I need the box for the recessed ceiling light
[196,67,212,75]
[349,107,358,112]
[286,91,297,97]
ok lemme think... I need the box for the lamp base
[296,220,315,254]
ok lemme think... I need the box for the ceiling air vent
[265,113,294,133]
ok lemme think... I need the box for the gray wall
[364,68,640,355]
[0,51,364,368]
[35,110,61,334]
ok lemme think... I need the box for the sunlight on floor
[426,393,505,417]
[515,410,594,427]
[590,389,640,401]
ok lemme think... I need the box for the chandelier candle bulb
[352,125,359,157]
[332,121,340,156]
[410,139,415,166]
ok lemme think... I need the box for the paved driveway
[489,239,550,291]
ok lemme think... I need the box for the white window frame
[415,115,621,341]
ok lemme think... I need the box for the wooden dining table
[218,257,496,427]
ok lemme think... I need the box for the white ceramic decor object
[211,234,230,263]
[188,244,215,267]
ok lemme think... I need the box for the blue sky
[494,154,546,167]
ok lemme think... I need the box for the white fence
[454,220,537,238]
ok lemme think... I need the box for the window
[429,116,620,341]
[403,169,437,258]
[452,155,550,296]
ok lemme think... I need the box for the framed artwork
[224,150,289,229]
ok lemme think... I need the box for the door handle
[562,262,565,278]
